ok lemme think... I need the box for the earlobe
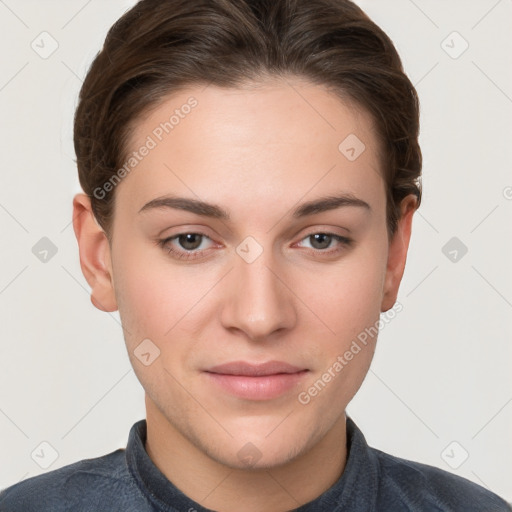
[72,193,118,312]
[381,194,417,312]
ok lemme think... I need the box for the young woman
[1,0,509,510]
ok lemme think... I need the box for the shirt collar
[126,415,378,511]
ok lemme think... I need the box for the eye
[296,232,352,255]
[158,232,215,261]
[158,230,353,262]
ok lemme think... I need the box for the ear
[72,193,118,312]
[381,194,417,312]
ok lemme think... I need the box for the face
[77,77,412,470]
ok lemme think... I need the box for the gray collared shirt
[1,416,510,511]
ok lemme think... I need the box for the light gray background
[0,0,511,502]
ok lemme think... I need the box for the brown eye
[296,232,353,257]
[158,232,216,261]
[309,233,333,250]
[177,233,203,251]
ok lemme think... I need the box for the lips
[207,360,305,377]
[204,361,309,400]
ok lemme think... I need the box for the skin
[73,77,416,511]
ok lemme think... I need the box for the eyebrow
[138,193,371,220]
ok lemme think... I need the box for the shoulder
[371,447,511,511]
[0,449,146,512]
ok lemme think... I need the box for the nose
[220,248,297,342]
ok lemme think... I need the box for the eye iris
[310,233,331,249]
[178,234,202,250]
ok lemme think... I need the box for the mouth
[204,361,309,400]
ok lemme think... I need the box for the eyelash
[158,231,353,261]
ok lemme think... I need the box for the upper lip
[206,361,306,377]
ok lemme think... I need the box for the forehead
[117,78,385,216]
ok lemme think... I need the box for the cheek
[300,242,387,339]
[111,254,198,394]
[111,247,174,345]
[294,254,386,411]
[111,248,217,347]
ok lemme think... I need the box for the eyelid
[160,231,217,250]
[295,233,352,245]
[292,232,353,253]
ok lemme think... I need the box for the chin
[210,439,308,471]
[201,418,322,471]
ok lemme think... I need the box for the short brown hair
[74,0,422,238]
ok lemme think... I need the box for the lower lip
[205,371,309,400]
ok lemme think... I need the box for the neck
[144,399,348,512]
